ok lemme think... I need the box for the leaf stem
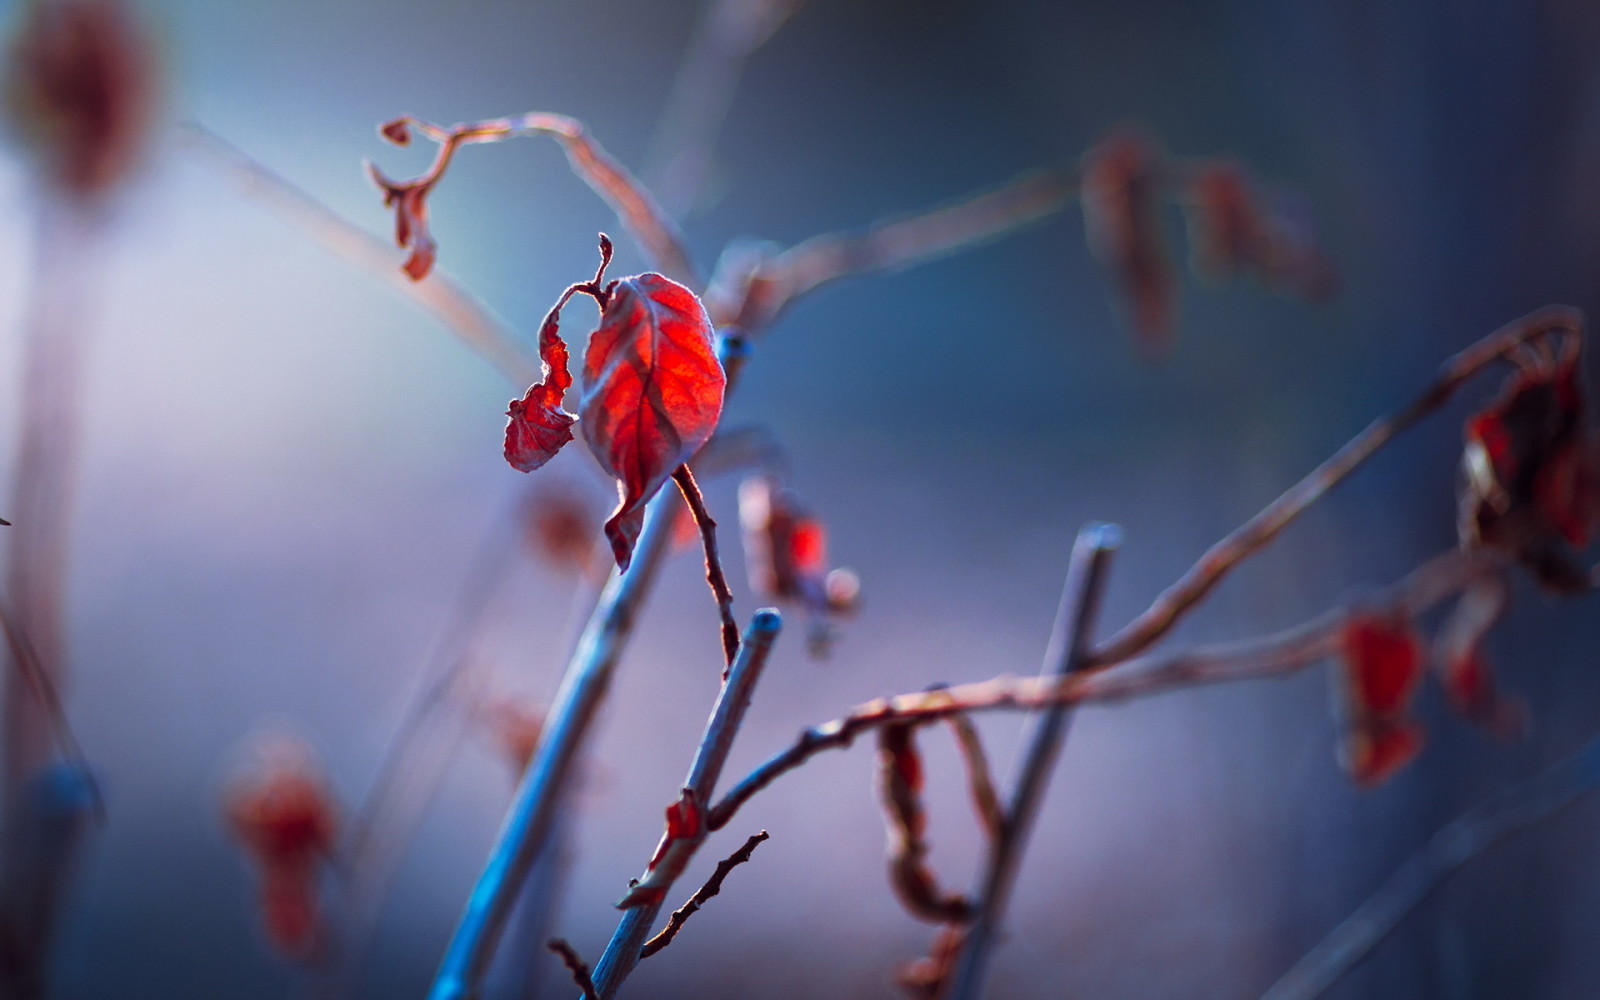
[672,465,740,668]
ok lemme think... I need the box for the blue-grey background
[1,0,1598,997]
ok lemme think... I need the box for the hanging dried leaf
[3,0,155,202]
[1081,126,1177,358]
[580,273,725,570]
[224,741,338,960]
[1337,612,1426,786]
[1182,160,1268,283]
[739,474,859,654]
[1458,334,1596,592]
[1433,576,1523,737]
[877,722,972,925]
[504,297,579,473]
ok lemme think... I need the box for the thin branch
[947,523,1120,999]
[546,938,599,1000]
[639,830,770,958]
[1091,305,1583,666]
[175,121,539,385]
[590,610,783,1000]
[706,549,1490,833]
[705,169,1076,330]
[424,309,751,1000]
[673,465,740,667]
[1259,729,1600,1000]
[371,114,701,287]
[643,0,807,218]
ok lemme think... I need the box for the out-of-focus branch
[1091,305,1583,666]
[639,830,769,959]
[1259,729,1600,1000]
[590,610,782,1000]
[707,549,1492,832]
[370,113,700,288]
[704,169,1076,331]
[643,0,807,218]
[947,523,1119,999]
[176,121,539,385]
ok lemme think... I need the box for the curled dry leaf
[580,274,725,570]
[224,741,339,959]
[1336,612,1426,787]
[504,297,580,473]
[878,723,972,925]
[1081,126,1177,359]
[1458,333,1596,592]
[367,117,447,280]
[3,0,155,202]
[1181,160,1337,301]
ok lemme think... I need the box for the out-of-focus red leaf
[1337,612,1426,786]
[479,695,545,776]
[1183,161,1268,282]
[1459,335,1596,592]
[224,741,338,961]
[1433,576,1523,737]
[505,298,579,473]
[739,474,859,655]
[1080,126,1177,359]
[3,0,155,202]
[579,273,725,569]
[521,483,600,576]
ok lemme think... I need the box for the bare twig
[947,523,1120,999]
[546,938,599,1000]
[707,549,1491,833]
[370,113,700,287]
[643,0,807,218]
[590,610,783,1000]
[1259,729,1600,1000]
[704,169,1076,331]
[639,830,770,958]
[673,465,740,667]
[176,121,539,385]
[1092,305,1583,666]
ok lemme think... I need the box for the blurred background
[1,0,1599,997]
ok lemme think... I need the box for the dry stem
[672,465,741,668]
[639,830,769,958]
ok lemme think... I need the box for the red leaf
[1433,578,1524,737]
[4,0,155,201]
[505,298,579,472]
[1337,612,1426,786]
[1081,126,1177,359]
[1459,335,1595,591]
[579,273,725,569]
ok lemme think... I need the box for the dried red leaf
[1183,160,1269,282]
[505,298,579,472]
[368,163,437,281]
[1433,577,1523,737]
[739,475,859,654]
[3,0,154,201]
[579,273,725,569]
[897,925,968,999]
[1337,612,1426,786]
[1081,126,1177,358]
[1459,335,1596,591]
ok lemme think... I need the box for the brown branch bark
[546,938,599,1000]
